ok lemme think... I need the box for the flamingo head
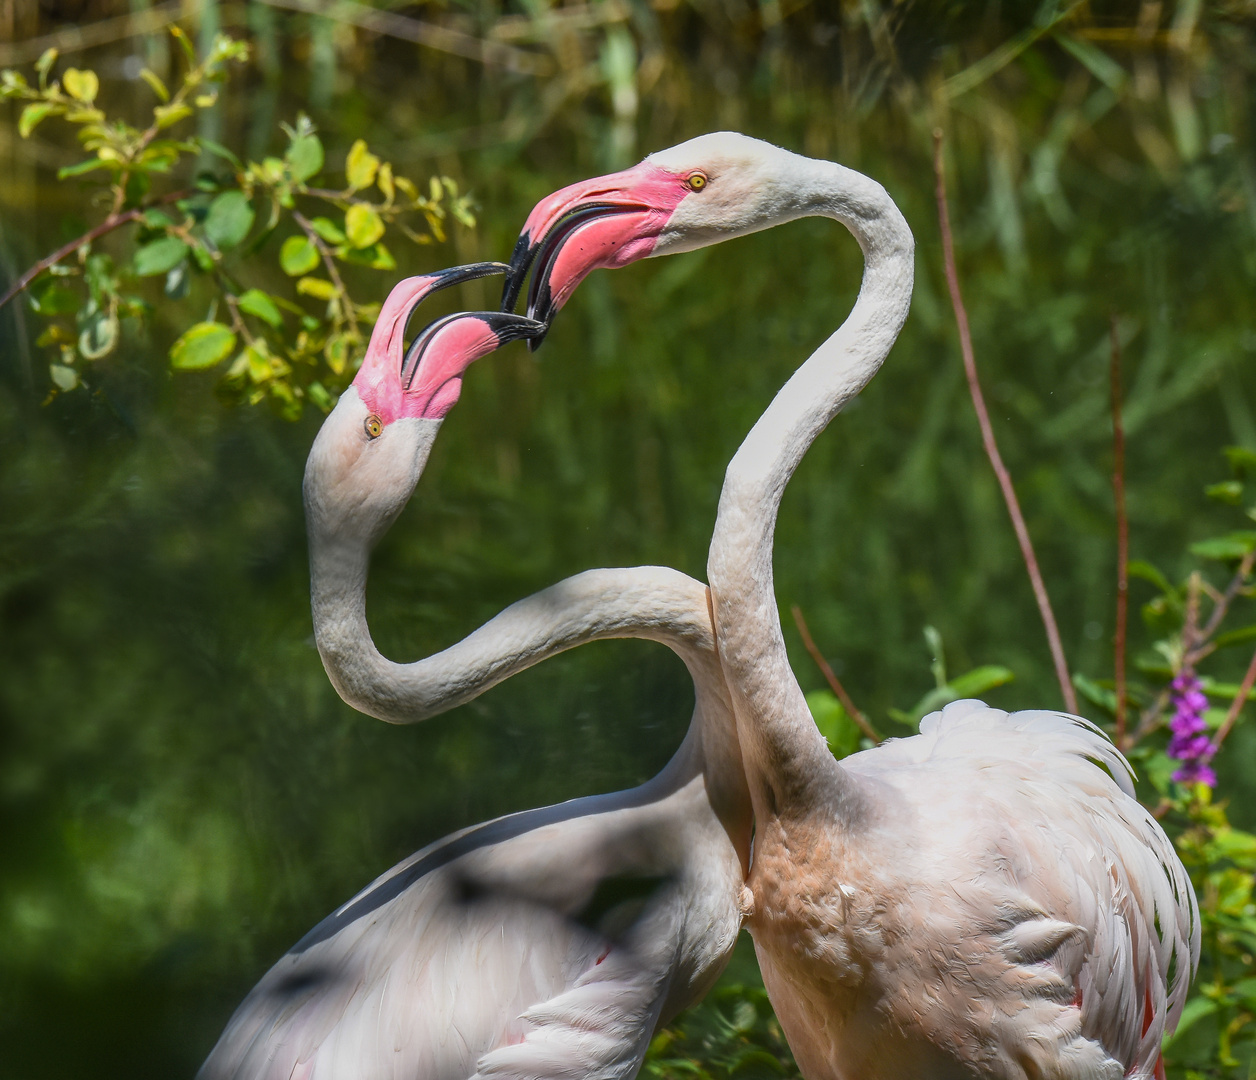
[305,263,545,545]
[501,132,813,344]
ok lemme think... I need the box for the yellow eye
[364,414,383,439]
[687,172,708,192]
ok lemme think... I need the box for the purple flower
[1166,668,1216,788]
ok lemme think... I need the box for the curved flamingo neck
[305,419,751,855]
[706,158,914,822]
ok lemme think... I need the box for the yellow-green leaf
[279,235,320,276]
[297,277,338,301]
[170,321,236,370]
[326,334,351,374]
[286,132,324,183]
[345,139,379,191]
[139,67,169,102]
[35,48,58,81]
[153,102,194,130]
[377,162,395,203]
[344,203,384,249]
[19,101,60,138]
[309,216,345,245]
[62,68,98,103]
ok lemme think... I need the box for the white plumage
[198,271,752,1080]
[505,132,1200,1079]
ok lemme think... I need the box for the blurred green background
[2,0,1255,1074]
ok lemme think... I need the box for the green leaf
[139,67,169,102]
[337,241,396,270]
[376,161,395,202]
[1189,532,1256,561]
[1225,446,1256,478]
[35,48,58,82]
[286,132,324,183]
[948,665,1015,698]
[279,235,320,276]
[57,157,107,180]
[49,363,78,391]
[1127,559,1175,596]
[1161,995,1218,1048]
[78,310,119,360]
[345,139,380,190]
[297,277,337,301]
[1214,624,1256,650]
[309,216,346,245]
[204,191,255,250]
[169,25,196,67]
[237,289,283,328]
[805,690,861,759]
[31,283,79,315]
[62,67,98,103]
[1206,480,1244,505]
[133,236,190,277]
[153,102,194,130]
[197,138,242,169]
[169,322,236,371]
[344,203,384,249]
[307,381,334,412]
[19,101,60,138]
[1073,673,1117,715]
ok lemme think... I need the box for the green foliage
[887,625,1015,728]
[0,30,476,419]
[644,984,801,1080]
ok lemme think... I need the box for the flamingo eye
[364,414,383,439]
[686,172,708,192]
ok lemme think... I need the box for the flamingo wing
[198,794,686,1080]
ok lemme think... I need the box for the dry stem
[790,605,880,744]
[0,189,190,313]
[932,129,1077,714]
[1213,646,1256,752]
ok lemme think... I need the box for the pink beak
[352,261,519,424]
[500,161,690,344]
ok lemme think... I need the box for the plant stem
[1111,314,1129,747]
[790,604,880,743]
[1195,550,1256,650]
[932,129,1078,714]
[292,209,355,326]
[1213,646,1256,752]
[0,189,190,313]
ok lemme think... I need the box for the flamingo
[503,131,1199,1079]
[198,263,753,1079]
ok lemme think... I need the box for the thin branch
[1111,314,1129,748]
[1131,686,1170,743]
[292,210,356,326]
[932,129,1078,714]
[1213,645,1256,752]
[1195,550,1256,648]
[790,604,881,744]
[0,188,190,313]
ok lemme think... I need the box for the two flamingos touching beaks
[198,133,1198,1080]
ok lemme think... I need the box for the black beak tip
[500,232,535,314]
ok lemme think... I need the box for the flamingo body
[505,133,1199,1080]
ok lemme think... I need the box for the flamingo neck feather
[707,158,915,822]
